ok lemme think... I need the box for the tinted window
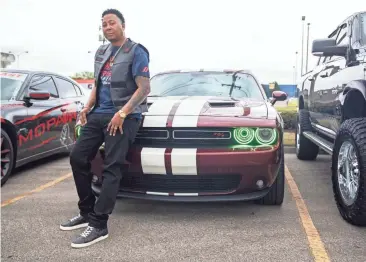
[0,72,28,100]
[54,77,78,98]
[336,24,348,45]
[29,75,59,99]
[361,13,366,44]
[73,84,83,96]
[150,72,264,100]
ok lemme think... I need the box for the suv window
[29,75,59,99]
[336,23,349,45]
[361,13,366,44]
[54,77,78,98]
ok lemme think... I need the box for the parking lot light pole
[306,22,310,73]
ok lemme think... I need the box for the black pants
[69,113,141,229]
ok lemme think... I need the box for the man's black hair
[102,9,125,24]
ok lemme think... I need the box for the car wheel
[331,118,366,226]
[257,144,285,205]
[296,109,319,160]
[1,129,15,186]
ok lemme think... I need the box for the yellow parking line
[1,172,72,208]
[285,165,330,262]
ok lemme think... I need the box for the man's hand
[107,113,124,136]
[79,107,91,126]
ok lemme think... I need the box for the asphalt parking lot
[1,152,366,262]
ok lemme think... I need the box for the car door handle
[320,73,328,78]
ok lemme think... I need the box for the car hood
[146,96,276,119]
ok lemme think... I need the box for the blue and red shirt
[92,43,150,119]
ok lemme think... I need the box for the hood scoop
[208,101,236,107]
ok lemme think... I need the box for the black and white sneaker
[71,226,109,248]
[60,214,88,231]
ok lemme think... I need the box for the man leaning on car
[59,8,151,248]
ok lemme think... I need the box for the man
[60,8,151,248]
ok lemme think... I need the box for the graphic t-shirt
[92,42,150,118]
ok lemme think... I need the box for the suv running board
[303,131,334,155]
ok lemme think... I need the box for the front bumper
[90,143,282,202]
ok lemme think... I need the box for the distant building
[262,84,298,98]
[73,78,95,90]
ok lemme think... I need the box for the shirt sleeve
[132,45,150,79]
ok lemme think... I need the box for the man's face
[102,14,124,42]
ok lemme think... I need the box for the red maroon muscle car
[76,69,288,204]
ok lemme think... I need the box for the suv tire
[332,118,366,226]
[295,109,319,160]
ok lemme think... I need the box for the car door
[19,74,63,156]
[52,76,85,149]
[306,58,326,122]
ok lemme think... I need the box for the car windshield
[0,72,28,100]
[150,71,265,100]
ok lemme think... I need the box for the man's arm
[85,85,97,109]
[121,76,150,114]
[120,45,151,115]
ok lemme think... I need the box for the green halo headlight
[75,125,81,139]
[233,127,255,144]
[255,128,277,145]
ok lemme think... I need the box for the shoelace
[81,226,94,238]
[70,215,81,222]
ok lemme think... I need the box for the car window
[54,77,78,98]
[73,84,83,96]
[150,72,264,100]
[29,75,59,99]
[0,72,28,100]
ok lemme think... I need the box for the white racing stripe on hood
[172,97,210,127]
[142,98,180,127]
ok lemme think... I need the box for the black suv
[296,11,366,226]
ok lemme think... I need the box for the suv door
[20,74,63,156]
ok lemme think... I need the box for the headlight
[233,127,277,146]
[255,128,277,145]
[233,128,255,144]
[75,125,81,139]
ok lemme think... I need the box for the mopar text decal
[18,112,77,146]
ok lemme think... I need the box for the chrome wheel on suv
[337,141,360,206]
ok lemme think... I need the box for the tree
[71,71,94,80]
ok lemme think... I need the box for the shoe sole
[60,223,88,231]
[71,234,109,248]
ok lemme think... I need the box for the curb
[284,146,328,155]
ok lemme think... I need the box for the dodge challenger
[76,69,288,204]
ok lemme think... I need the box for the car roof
[152,68,255,77]
[0,68,80,85]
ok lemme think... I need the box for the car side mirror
[26,91,51,100]
[312,38,348,57]
[270,91,287,105]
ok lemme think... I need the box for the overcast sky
[0,0,364,84]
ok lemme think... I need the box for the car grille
[120,174,241,193]
[135,128,233,147]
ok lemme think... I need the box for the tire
[1,129,15,186]
[296,109,319,160]
[257,143,285,205]
[331,118,366,226]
